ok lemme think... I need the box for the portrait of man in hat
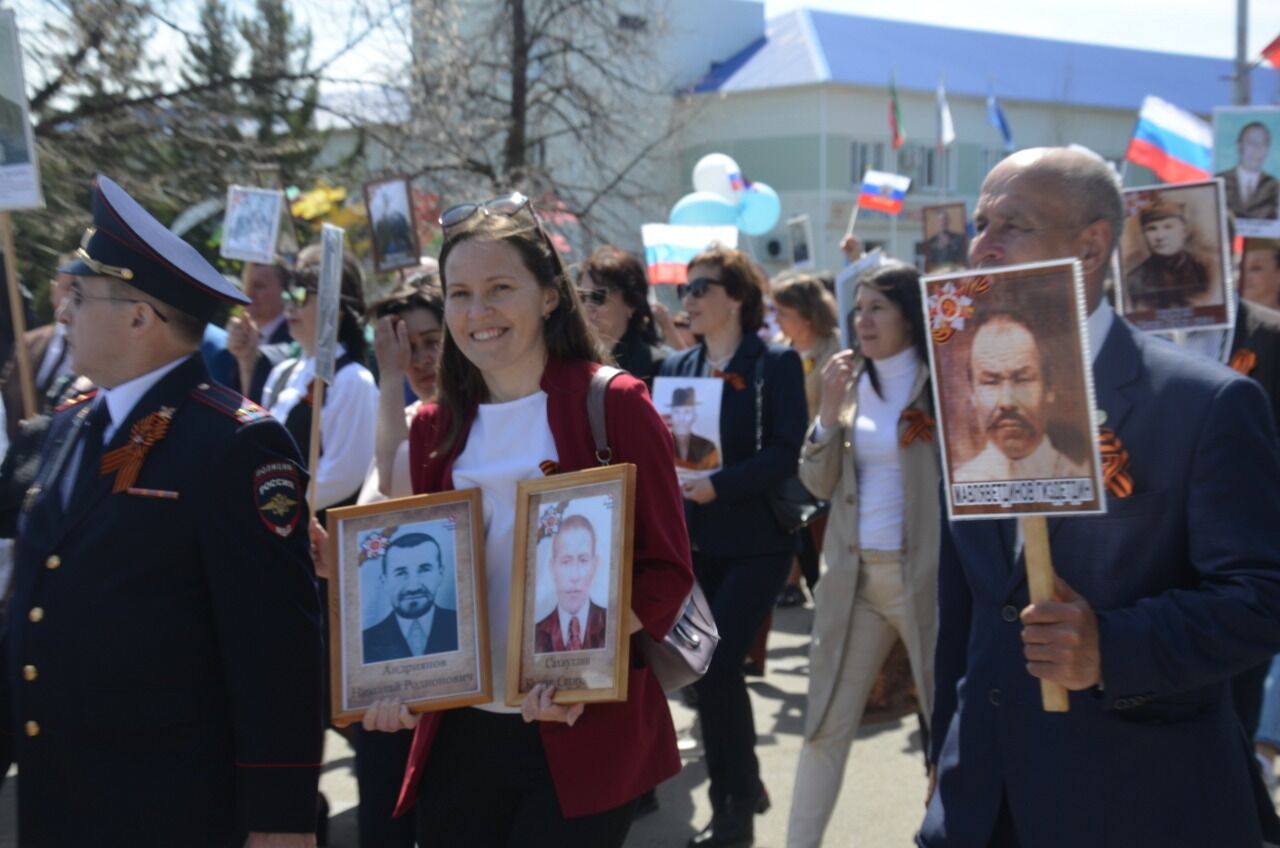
[666,385,721,471]
[1123,195,1212,312]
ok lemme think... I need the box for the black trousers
[692,550,793,806]
[355,726,417,848]
[415,708,638,847]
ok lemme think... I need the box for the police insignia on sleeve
[254,462,302,537]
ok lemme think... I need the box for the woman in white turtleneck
[786,263,942,848]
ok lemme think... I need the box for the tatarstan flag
[889,73,905,150]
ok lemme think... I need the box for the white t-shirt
[853,347,920,550]
[452,391,559,714]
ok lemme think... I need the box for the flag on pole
[641,224,739,285]
[1124,96,1212,184]
[937,79,956,148]
[1262,33,1280,69]
[986,89,1015,152]
[888,73,905,150]
[858,171,912,216]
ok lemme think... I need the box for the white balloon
[692,153,744,203]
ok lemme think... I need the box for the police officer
[1,175,324,847]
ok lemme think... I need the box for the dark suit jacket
[212,332,295,405]
[1219,167,1280,220]
[921,317,1280,847]
[1232,298,1280,428]
[659,335,806,557]
[362,607,458,662]
[1,354,323,844]
[533,602,607,653]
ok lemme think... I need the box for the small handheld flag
[858,171,911,216]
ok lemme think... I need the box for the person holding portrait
[534,514,608,653]
[350,194,692,847]
[219,262,295,404]
[659,247,807,847]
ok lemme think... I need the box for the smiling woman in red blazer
[361,195,693,847]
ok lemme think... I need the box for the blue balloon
[669,191,739,227]
[737,182,781,235]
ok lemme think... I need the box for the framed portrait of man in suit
[0,9,43,210]
[787,214,815,269]
[920,202,968,273]
[1213,106,1280,238]
[1115,179,1233,333]
[651,376,724,482]
[220,185,284,265]
[364,176,421,273]
[922,259,1106,519]
[326,489,491,724]
[507,465,635,706]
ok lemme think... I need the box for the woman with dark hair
[771,271,842,607]
[263,243,377,512]
[358,195,693,847]
[576,246,668,384]
[659,246,807,847]
[785,262,940,848]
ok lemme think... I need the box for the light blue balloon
[669,191,739,227]
[737,182,781,235]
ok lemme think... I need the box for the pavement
[0,602,930,846]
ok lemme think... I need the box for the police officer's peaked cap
[60,175,250,323]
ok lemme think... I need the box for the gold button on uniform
[45,555,60,570]
[28,607,43,623]
[25,721,39,737]
[22,665,37,681]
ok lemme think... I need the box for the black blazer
[1232,298,1280,429]
[362,607,459,663]
[212,328,295,405]
[660,334,806,557]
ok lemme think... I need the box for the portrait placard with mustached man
[362,529,459,662]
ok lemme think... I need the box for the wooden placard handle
[306,378,326,516]
[0,212,36,420]
[1020,514,1070,713]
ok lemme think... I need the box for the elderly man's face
[1243,249,1280,308]
[550,527,598,616]
[383,541,444,620]
[1142,216,1188,257]
[970,317,1049,461]
[1240,126,1271,172]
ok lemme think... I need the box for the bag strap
[588,365,625,466]
[752,356,765,453]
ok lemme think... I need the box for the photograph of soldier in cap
[1214,107,1280,235]
[924,259,1104,518]
[359,521,459,663]
[364,176,420,273]
[921,203,968,271]
[652,376,724,478]
[1117,179,1232,332]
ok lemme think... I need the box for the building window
[981,148,1008,180]
[899,144,940,191]
[851,141,885,184]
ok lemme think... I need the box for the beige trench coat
[797,358,941,740]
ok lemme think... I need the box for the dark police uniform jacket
[0,353,325,847]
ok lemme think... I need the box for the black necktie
[66,401,110,513]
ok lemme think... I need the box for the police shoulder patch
[191,382,271,424]
[254,461,302,538]
[53,389,98,413]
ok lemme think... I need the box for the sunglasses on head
[677,277,723,300]
[439,192,566,277]
[283,286,317,307]
[576,287,608,306]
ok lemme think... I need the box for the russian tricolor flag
[858,170,912,216]
[641,224,739,284]
[1125,96,1212,184]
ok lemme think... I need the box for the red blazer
[395,357,694,819]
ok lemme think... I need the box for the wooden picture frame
[507,465,636,706]
[363,175,421,273]
[327,489,491,726]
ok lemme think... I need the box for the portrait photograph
[364,176,420,273]
[327,489,491,725]
[1242,237,1280,309]
[922,259,1106,519]
[1115,179,1233,333]
[507,465,636,706]
[651,376,725,481]
[921,202,968,273]
[0,9,42,211]
[787,214,815,269]
[220,185,284,264]
[1213,106,1280,238]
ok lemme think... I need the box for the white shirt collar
[98,355,190,441]
[557,605,590,646]
[258,313,287,344]
[1086,298,1114,365]
[396,605,436,651]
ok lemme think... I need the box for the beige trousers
[786,553,922,848]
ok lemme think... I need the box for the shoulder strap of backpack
[587,365,625,466]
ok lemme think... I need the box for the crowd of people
[0,143,1279,848]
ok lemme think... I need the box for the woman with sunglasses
[262,244,377,513]
[659,246,807,848]
[785,263,939,848]
[576,246,668,386]
[359,195,693,846]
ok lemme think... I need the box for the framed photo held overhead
[0,9,42,211]
[507,465,636,706]
[1212,106,1280,238]
[787,214,815,269]
[326,489,491,725]
[364,175,421,273]
[1115,179,1233,333]
[921,259,1106,520]
[920,202,968,273]
[220,185,284,264]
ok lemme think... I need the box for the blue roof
[693,9,1280,115]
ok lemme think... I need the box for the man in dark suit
[362,531,458,662]
[920,147,1280,847]
[1,176,323,846]
[668,386,720,471]
[534,514,607,653]
[216,262,294,403]
[1217,121,1280,222]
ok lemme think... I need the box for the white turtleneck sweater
[853,346,921,551]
